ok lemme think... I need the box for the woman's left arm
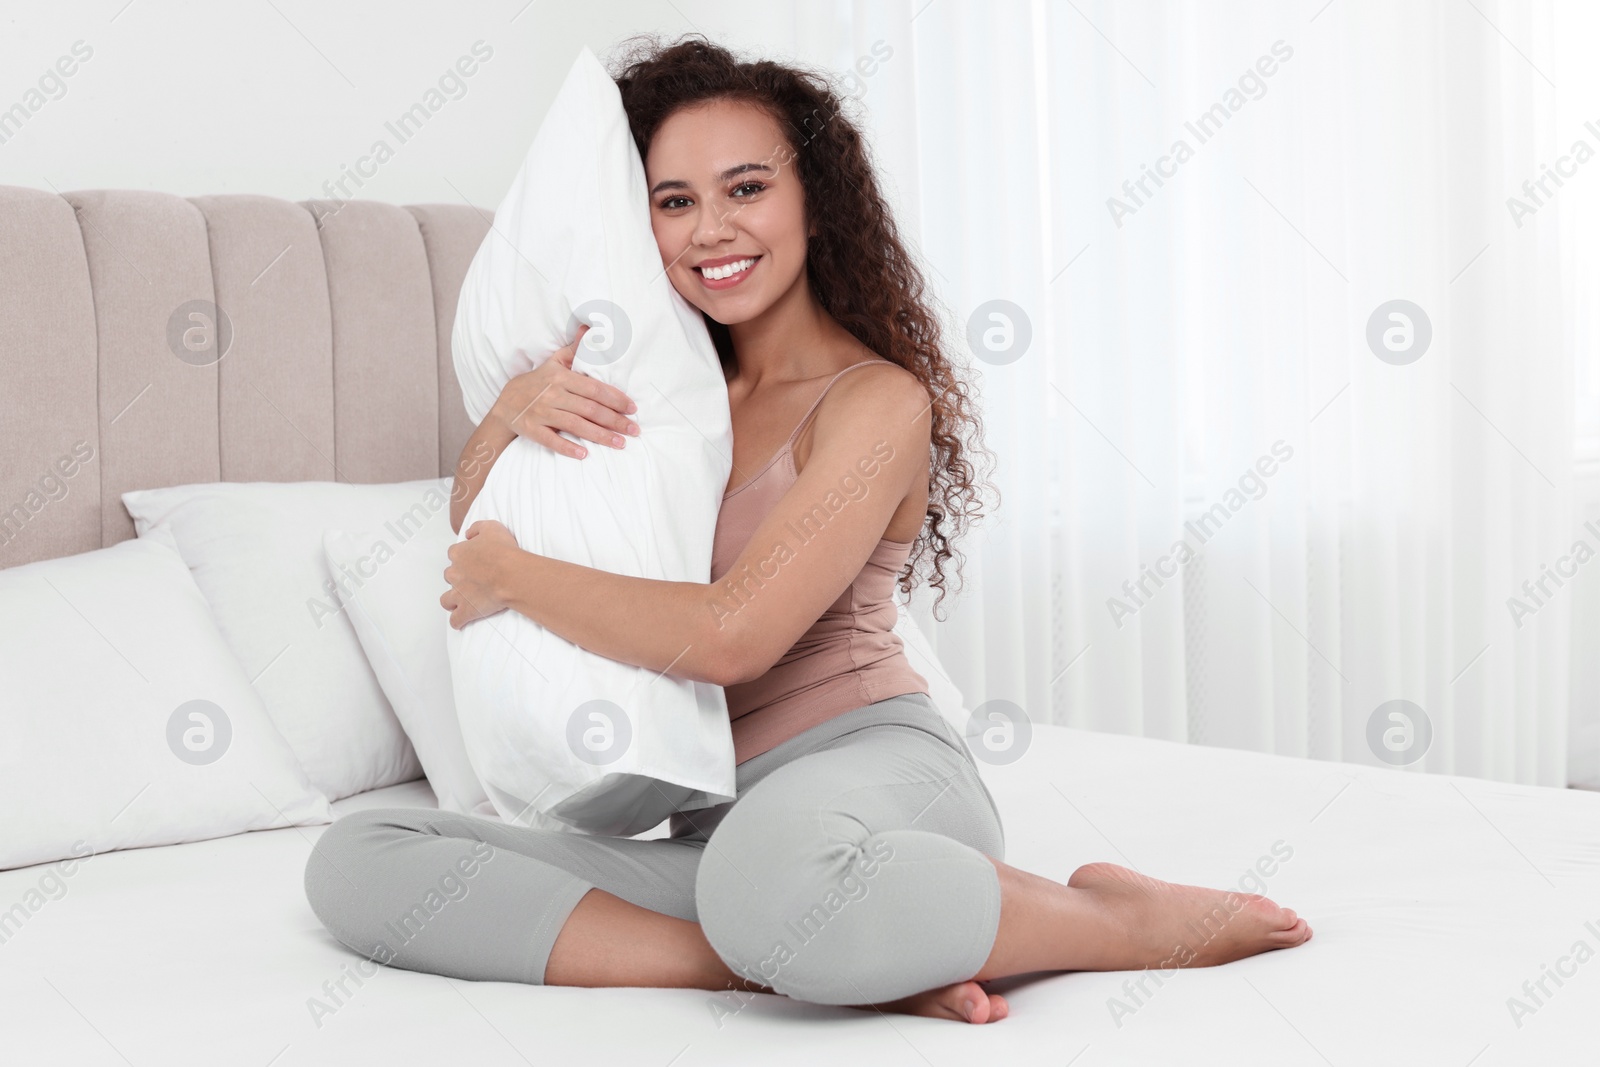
[441,365,932,689]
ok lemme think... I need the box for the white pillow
[446,44,737,835]
[121,480,437,801]
[323,521,493,817]
[0,533,330,871]
[322,487,963,823]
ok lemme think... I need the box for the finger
[560,359,636,419]
[559,322,592,359]
[561,381,639,431]
[550,407,632,448]
[529,425,590,459]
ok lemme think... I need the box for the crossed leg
[307,724,1310,1025]
[547,859,1312,1024]
[548,723,1312,1023]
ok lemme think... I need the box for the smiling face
[645,97,811,325]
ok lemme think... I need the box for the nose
[692,202,737,246]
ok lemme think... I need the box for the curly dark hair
[608,32,998,619]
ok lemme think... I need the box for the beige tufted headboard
[0,185,490,569]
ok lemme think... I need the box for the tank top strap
[781,360,887,453]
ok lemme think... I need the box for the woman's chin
[669,279,765,326]
[688,302,741,327]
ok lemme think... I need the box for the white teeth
[701,257,755,280]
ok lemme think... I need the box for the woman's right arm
[448,324,639,534]
[448,413,516,535]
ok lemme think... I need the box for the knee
[696,803,1003,1005]
[302,808,404,936]
[695,805,897,1003]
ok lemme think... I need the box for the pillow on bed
[323,523,494,817]
[121,480,440,801]
[0,531,330,871]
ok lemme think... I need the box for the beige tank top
[710,360,931,764]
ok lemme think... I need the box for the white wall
[0,0,811,207]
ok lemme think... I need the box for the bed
[6,727,1597,1065]
[3,184,1596,1065]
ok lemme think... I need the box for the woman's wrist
[493,542,536,611]
[484,394,519,444]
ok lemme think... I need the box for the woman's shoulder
[830,350,932,417]
[790,348,933,503]
[797,351,932,465]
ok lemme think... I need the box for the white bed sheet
[3,725,1595,1066]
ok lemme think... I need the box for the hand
[490,323,641,459]
[441,519,523,629]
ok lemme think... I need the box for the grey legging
[303,692,1007,1005]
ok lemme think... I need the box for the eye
[732,181,766,198]
[659,195,691,210]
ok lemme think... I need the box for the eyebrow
[649,162,776,196]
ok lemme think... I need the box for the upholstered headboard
[0,185,490,569]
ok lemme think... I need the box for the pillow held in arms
[446,45,736,836]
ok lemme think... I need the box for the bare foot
[1065,861,1312,971]
[854,979,1010,1024]
[720,974,1008,1024]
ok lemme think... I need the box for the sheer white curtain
[793,0,1592,787]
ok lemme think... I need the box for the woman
[305,34,1311,1024]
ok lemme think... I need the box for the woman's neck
[725,273,847,389]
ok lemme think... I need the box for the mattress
[4,724,1595,1065]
